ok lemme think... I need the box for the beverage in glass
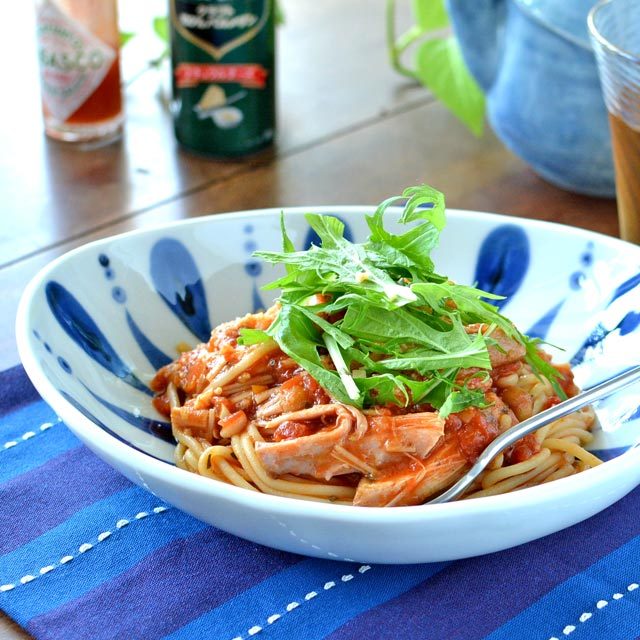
[589,0,640,243]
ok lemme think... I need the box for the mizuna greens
[241,185,562,417]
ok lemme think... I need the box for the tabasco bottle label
[36,2,116,123]
[170,0,275,157]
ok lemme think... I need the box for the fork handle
[428,366,640,504]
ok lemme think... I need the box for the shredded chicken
[255,407,445,485]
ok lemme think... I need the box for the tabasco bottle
[170,0,275,157]
[35,0,123,144]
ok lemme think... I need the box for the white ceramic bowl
[16,207,640,564]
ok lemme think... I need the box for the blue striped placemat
[1,364,639,640]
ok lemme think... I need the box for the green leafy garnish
[237,328,272,345]
[522,335,566,399]
[254,185,562,416]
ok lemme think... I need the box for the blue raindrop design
[82,383,174,443]
[150,238,212,343]
[244,260,263,277]
[569,271,585,291]
[571,324,607,366]
[45,281,152,395]
[527,300,566,340]
[580,252,593,267]
[57,356,72,373]
[112,286,127,304]
[571,312,640,366]
[618,311,640,336]
[304,216,354,249]
[473,225,530,310]
[60,390,174,456]
[126,311,172,370]
[571,272,640,365]
[98,254,110,268]
[611,271,640,303]
[252,282,265,313]
[242,226,265,312]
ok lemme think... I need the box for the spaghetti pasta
[151,304,598,507]
[150,187,600,507]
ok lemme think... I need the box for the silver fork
[427,365,640,504]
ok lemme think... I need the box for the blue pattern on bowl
[150,238,212,343]
[45,281,151,396]
[125,311,172,370]
[59,389,171,460]
[527,300,565,341]
[81,383,173,443]
[571,271,640,367]
[25,209,640,465]
[98,249,180,371]
[526,241,595,340]
[473,224,530,309]
[242,224,266,313]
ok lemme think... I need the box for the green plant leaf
[237,328,271,345]
[340,305,474,355]
[153,16,169,43]
[120,31,135,47]
[274,0,285,26]
[412,0,449,31]
[415,37,485,136]
[438,386,490,418]
[266,305,356,406]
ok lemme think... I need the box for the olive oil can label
[174,63,268,88]
[170,0,275,156]
[171,1,271,61]
[37,2,116,123]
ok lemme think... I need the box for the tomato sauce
[504,433,540,464]
[267,354,301,382]
[543,395,562,410]
[152,393,171,416]
[446,408,500,464]
[555,363,579,397]
[490,361,521,381]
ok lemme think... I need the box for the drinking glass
[588,0,640,243]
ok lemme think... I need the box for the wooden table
[0,1,618,637]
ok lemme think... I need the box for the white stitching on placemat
[547,582,639,639]
[0,505,170,593]
[1,420,59,451]
[229,564,372,639]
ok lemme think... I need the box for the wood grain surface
[0,0,618,637]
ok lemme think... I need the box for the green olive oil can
[170,0,275,156]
